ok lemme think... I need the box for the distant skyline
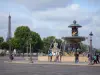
[0,0,100,48]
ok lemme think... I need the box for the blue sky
[0,0,100,48]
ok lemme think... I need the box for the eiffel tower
[6,14,12,41]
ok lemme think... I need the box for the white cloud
[69,4,80,10]
[15,0,72,10]
[32,4,89,33]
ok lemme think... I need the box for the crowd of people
[48,49,100,65]
[88,53,100,65]
[48,49,63,62]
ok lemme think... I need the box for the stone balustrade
[38,56,88,62]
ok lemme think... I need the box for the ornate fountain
[62,20,86,52]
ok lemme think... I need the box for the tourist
[96,53,99,63]
[93,54,97,64]
[88,53,91,64]
[59,49,63,62]
[9,54,14,61]
[54,51,59,62]
[74,52,79,63]
[48,49,52,62]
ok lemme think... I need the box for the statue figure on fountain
[52,41,60,56]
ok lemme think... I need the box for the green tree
[10,38,20,49]
[43,36,56,54]
[0,42,9,50]
[80,43,88,53]
[56,39,62,43]
[30,31,43,52]
[14,26,31,55]
[14,26,44,55]
[0,37,4,43]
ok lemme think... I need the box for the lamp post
[89,32,93,65]
[9,39,11,54]
[8,39,12,61]
[29,37,33,63]
[59,39,65,61]
[26,41,29,57]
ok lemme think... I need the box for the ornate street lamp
[29,37,33,63]
[26,41,29,57]
[89,32,93,65]
[8,39,12,61]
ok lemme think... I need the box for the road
[0,56,100,75]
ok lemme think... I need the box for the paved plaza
[0,57,100,75]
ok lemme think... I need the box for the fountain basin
[62,36,86,43]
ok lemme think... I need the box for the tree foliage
[14,26,31,53]
[42,36,56,53]
[0,37,4,43]
[79,43,89,53]
[30,31,44,52]
[13,26,44,53]
[10,38,20,49]
[0,42,9,50]
[14,26,30,39]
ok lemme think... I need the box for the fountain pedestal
[62,20,86,53]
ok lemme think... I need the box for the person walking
[74,52,79,63]
[93,55,97,64]
[96,53,99,63]
[9,54,14,61]
[48,49,53,62]
[59,49,63,62]
[88,53,91,64]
